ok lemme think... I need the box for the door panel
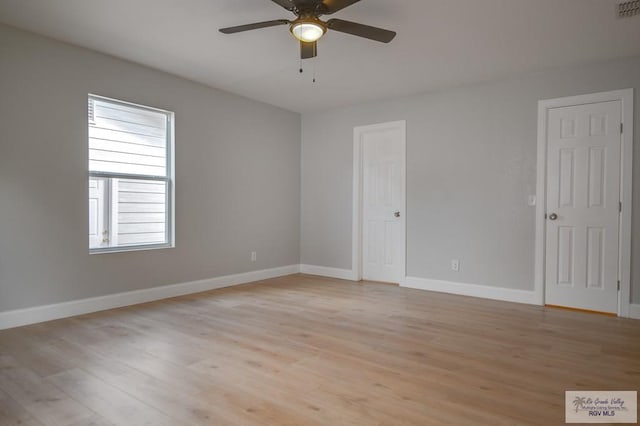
[89,178,108,249]
[545,101,621,313]
[361,125,405,283]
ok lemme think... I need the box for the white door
[361,123,405,283]
[89,177,108,248]
[545,100,621,313]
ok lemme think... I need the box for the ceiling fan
[219,0,396,60]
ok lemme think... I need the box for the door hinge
[619,201,622,213]
[617,281,621,291]
[620,122,623,134]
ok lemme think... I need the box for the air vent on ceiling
[618,0,640,18]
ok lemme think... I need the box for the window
[88,95,174,253]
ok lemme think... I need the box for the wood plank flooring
[0,274,638,425]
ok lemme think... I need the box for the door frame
[352,120,407,283]
[534,89,634,316]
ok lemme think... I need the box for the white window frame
[89,94,175,254]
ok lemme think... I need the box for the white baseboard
[629,304,640,320]
[403,276,537,305]
[300,264,357,281]
[0,265,300,330]
[4,264,629,330]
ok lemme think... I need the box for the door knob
[394,211,401,218]
[548,213,558,221]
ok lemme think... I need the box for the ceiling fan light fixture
[290,19,326,42]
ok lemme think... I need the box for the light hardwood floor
[0,274,638,425]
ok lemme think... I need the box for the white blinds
[89,98,168,177]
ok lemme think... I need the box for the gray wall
[2,23,639,313]
[301,56,640,303]
[0,24,301,312]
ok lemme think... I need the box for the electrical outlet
[251,251,257,262]
[451,259,460,272]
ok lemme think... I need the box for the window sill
[89,243,175,255]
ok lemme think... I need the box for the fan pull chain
[312,59,317,83]
[297,58,317,84]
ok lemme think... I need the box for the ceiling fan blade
[219,19,289,34]
[270,0,296,11]
[320,0,361,14]
[326,18,396,43]
[301,41,317,59]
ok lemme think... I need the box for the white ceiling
[1,0,639,113]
